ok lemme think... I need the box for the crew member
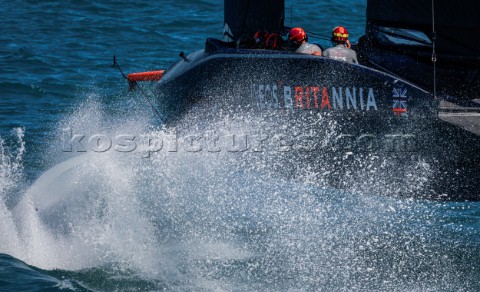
[323,26,358,64]
[253,29,269,49]
[288,27,322,56]
[266,33,286,50]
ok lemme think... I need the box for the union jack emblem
[392,87,408,116]
[392,88,407,98]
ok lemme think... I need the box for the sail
[224,0,285,43]
[366,0,480,59]
[360,0,480,98]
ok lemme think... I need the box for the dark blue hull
[154,39,480,200]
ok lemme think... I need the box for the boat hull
[154,47,480,200]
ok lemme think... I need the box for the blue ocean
[1,0,480,291]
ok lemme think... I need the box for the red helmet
[332,26,349,42]
[288,27,307,43]
[254,30,269,48]
[266,33,285,50]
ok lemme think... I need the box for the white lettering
[114,134,136,152]
[272,84,279,109]
[265,85,272,109]
[346,87,357,110]
[62,128,86,152]
[359,87,365,110]
[332,87,343,110]
[226,134,248,152]
[283,86,293,109]
[88,134,112,152]
[252,84,377,112]
[164,134,178,152]
[182,135,202,152]
[143,137,163,158]
[367,88,377,110]
[206,131,220,152]
[258,84,265,110]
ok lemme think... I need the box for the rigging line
[135,83,165,123]
[431,0,437,99]
[112,55,164,123]
[113,54,128,79]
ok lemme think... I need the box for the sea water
[1,0,480,291]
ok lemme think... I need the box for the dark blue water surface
[1,0,480,291]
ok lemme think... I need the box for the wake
[0,99,477,291]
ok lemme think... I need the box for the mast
[224,0,285,44]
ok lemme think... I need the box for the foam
[0,98,474,290]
